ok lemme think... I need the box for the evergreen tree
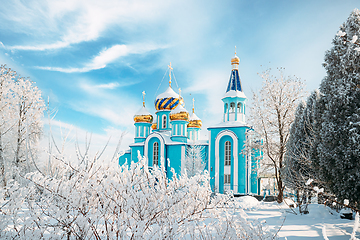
[318,9,360,206]
[283,101,306,191]
[283,91,322,208]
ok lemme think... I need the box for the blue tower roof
[226,69,242,92]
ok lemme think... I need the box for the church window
[225,141,231,166]
[230,102,235,112]
[224,103,228,113]
[153,142,159,166]
[237,102,242,113]
[224,174,231,184]
[162,115,167,129]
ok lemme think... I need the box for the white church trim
[214,130,239,193]
[144,133,165,166]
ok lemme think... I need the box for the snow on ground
[238,197,360,239]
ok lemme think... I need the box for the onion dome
[188,112,202,128]
[187,99,202,128]
[231,55,240,64]
[170,104,189,121]
[155,86,181,111]
[134,106,153,123]
[151,123,157,130]
[231,46,240,70]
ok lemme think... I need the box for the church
[119,53,260,195]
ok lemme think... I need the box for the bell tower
[222,47,247,123]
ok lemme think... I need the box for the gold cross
[142,91,146,107]
[192,98,195,113]
[168,62,173,87]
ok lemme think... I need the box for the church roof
[129,130,209,146]
[226,69,242,92]
[208,121,251,129]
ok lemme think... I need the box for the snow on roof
[130,131,209,146]
[156,86,178,99]
[189,112,201,121]
[208,121,250,129]
[222,90,247,99]
[134,106,152,116]
[171,104,188,114]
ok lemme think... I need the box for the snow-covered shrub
[0,153,274,239]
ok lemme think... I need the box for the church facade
[119,53,259,195]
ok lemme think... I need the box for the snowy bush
[0,153,274,239]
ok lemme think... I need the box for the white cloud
[1,0,173,51]
[37,43,166,73]
[94,82,120,89]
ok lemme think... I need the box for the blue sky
[0,0,358,152]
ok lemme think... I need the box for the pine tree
[283,91,322,208]
[283,101,306,191]
[318,9,360,206]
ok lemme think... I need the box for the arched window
[225,141,231,166]
[237,102,242,113]
[224,103,228,113]
[153,142,159,166]
[162,115,167,129]
[230,102,235,113]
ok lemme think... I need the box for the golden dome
[134,115,153,123]
[231,46,240,66]
[170,111,189,121]
[187,111,202,128]
[134,106,153,123]
[188,119,202,128]
[231,55,240,64]
[170,104,189,121]
[151,123,157,130]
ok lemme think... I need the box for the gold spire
[192,98,195,113]
[168,62,173,87]
[142,91,146,107]
[235,45,237,55]
[178,88,181,98]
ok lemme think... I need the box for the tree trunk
[277,177,283,203]
[0,133,6,188]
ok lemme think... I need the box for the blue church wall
[154,111,171,131]
[119,152,131,166]
[217,135,233,194]
[166,144,184,179]
[208,126,250,194]
[250,147,261,194]
[130,146,144,163]
[147,137,164,168]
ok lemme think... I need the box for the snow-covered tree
[0,65,44,187]
[283,91,321,192]
[282,101,306,191]
[184,144,205,177]
[250,68,306,203]
[12,76,44,177]
[318,9,360,206]
[0,66,17,187]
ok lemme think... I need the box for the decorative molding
[144,133,165,166]
[214,130,238,193]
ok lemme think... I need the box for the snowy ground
[238,196,359,239]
